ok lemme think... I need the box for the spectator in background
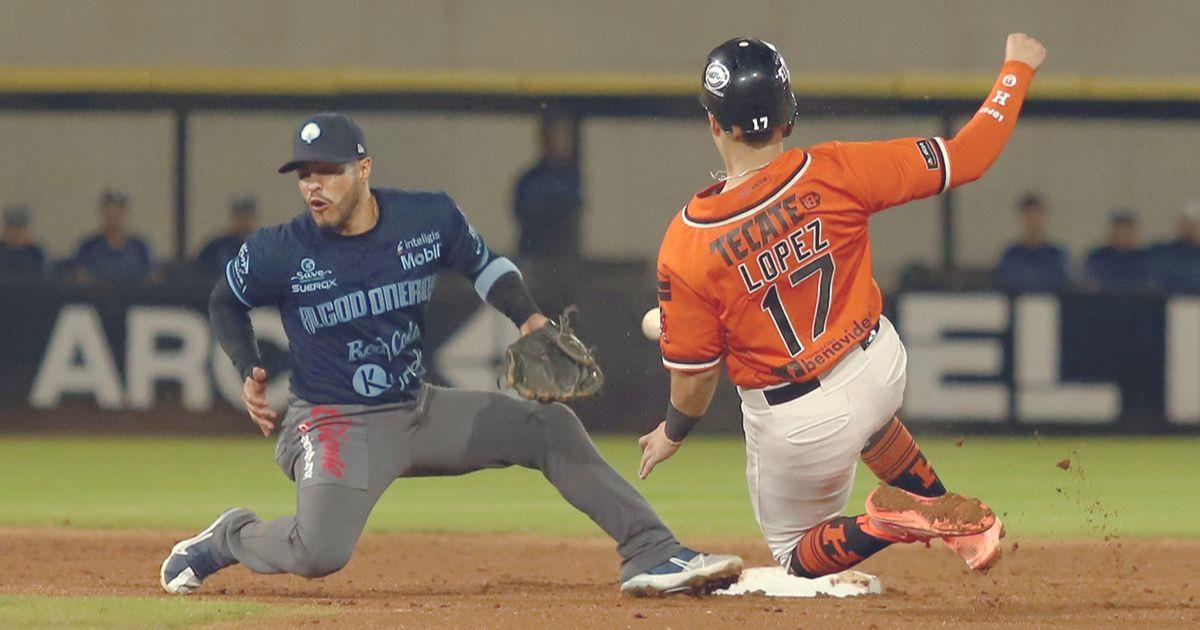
[72,190,155,286]
[1148,203,1200,293]
[1084,210,1150,292]
[198,195,259,275]
[0,204,46,277]
[513,113,583,261]
[995,193,1070,292]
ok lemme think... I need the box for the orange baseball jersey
[657,61,1035,388]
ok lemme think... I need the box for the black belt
[763,320,881,406]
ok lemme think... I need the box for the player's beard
[314,180,363,233]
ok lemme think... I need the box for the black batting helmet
[699,38,797,136]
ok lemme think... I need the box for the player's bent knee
[536,404,592,443]
[528,403,599,463]
[292,546,353,579]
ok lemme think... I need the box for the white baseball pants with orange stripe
[737,316,907,566]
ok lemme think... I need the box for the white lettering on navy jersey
[232,188,493,404]
[290,257,337,294]
[298,276,436,335]
[397,230,441,252]
[352,363,391,397]
[398,243,441,271]
[467,224,484,257]
[397,231,443,271]
[231,243,251,294]
[349,347,423,397]
[346,322,421,363]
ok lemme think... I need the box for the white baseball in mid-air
[641,307,661,340]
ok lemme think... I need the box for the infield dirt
[1,529,1197,628]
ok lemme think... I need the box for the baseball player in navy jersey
[159,113,742,597]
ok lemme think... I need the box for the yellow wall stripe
[1,67,1199,102]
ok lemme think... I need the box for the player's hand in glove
[638,421,681,479]
[505,307,604,403]
[242,366,277,436]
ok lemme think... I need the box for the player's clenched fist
[242,366,278,436]
[1005,33,1046,71]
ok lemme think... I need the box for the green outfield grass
[0,434,1196,539]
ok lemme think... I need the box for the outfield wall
[2,2,1199,288]
[2,273,1198,434]
[4,1,1197,75]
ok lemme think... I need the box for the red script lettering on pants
[304,406,351,479]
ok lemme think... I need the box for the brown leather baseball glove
[504,308,603,403]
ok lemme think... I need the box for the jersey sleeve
[438,195,520,300]
[225,228,282,308]
[836,60,1035,214]
[657,262,724,372]
[832,137,951,213]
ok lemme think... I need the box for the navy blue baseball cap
[278,112,369,173]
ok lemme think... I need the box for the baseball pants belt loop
[761,319,881,407]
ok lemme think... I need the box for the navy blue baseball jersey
[226,188,518,405]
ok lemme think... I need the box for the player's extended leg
[746,317,994,579]
[406,385,741,593]
[743,386,922,580]
[860,416,946,497]
[860,416,1005,571]
[161,401,406,593]
[782,417,979,580]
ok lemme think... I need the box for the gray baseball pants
[208,384,683,582]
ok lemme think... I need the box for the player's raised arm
[942,33,1046,186]
[838,33,1046,212]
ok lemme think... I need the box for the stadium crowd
[3,184,1199,296]
[0,190,257,288]
[994,192,1200,293]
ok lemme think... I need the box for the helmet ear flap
[785,92,799,128]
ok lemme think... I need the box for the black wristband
[485,271,541,328]
[664,402,702,443]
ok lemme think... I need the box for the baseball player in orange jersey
[638,34,1047,578]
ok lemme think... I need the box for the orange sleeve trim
[944,61,1035,188]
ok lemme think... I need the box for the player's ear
[358,157,372,182]
[708,113,723,137]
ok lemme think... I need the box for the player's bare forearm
[670,366,721,416]
[637,366,721,479]
[944,33,1046,187]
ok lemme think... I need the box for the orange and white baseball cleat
[865,485,995,540]
[943,518,1005,571]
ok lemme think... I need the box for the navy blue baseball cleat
[619,548,744,597]
[159,509,240,594]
